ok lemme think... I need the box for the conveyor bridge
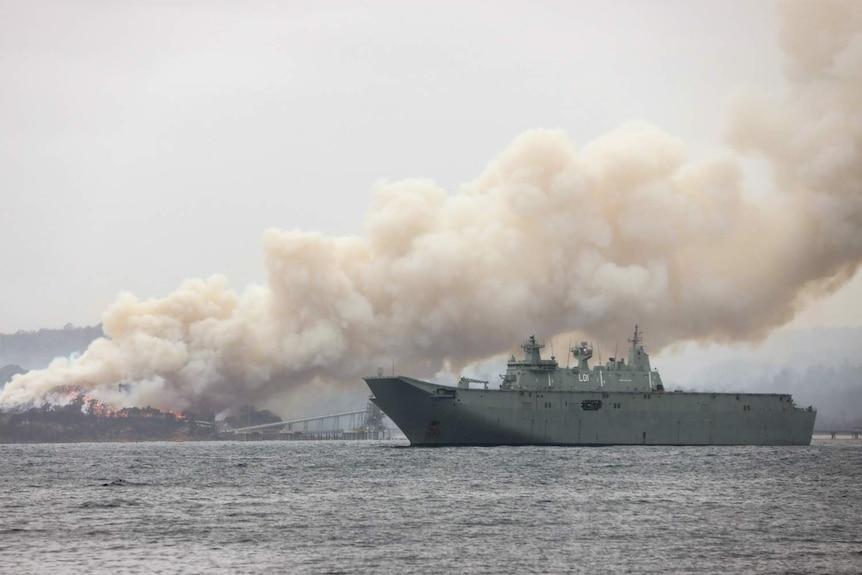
[229,402,389,440]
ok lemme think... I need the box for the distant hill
[0,324,103,370]
[0,364,27,387]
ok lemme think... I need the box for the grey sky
[1,0,859,334]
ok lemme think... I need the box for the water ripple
[0,440,859,574]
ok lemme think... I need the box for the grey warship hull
[366,327,816,446]
[366,376,816,446]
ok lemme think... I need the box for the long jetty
[227,402,389,441]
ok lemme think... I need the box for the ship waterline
[365,326,816,446]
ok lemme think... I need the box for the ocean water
[0,440,860,575]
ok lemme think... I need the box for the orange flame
[44,386,186,420]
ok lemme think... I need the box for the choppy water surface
[0,439,860,574]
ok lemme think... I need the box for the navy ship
[365,326,816,446]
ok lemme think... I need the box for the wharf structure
[227,402,390,441]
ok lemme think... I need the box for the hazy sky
[2,0,860,334]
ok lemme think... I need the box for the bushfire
[43,386,187,420]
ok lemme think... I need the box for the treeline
[0,400,217,443]
[0,397,288,443]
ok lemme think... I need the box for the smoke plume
[2,1,860,414]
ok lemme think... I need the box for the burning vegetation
[0,388,216,443]
[49,386,189,421]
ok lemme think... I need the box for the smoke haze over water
[1,1,860,415]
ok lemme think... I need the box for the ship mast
[630,324,642,346]
[628,324,643,365]
[628,324,652,371]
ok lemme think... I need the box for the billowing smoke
[2,1,860,415]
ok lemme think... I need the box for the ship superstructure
[498,326,662,394]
